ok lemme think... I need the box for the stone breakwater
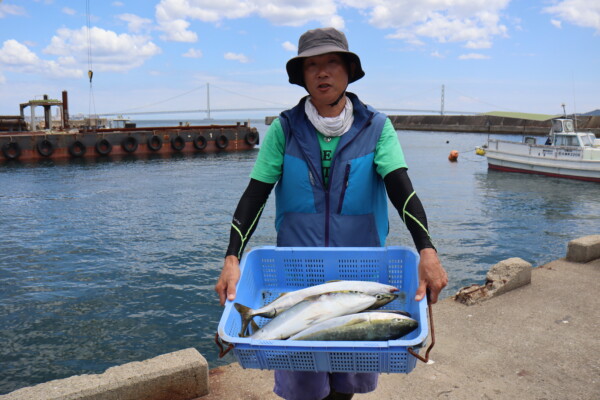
[265,114,600,135]
[388,115,600,135]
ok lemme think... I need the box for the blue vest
[275,92,388,247]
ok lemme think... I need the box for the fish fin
[250,319,260,334]
[234,303,255,337]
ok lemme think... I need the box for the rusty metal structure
[0,91,259,162]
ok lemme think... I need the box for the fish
[288,311,418,341]
[234,280,398,336]
[250,291,398,340]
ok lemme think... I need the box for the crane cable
[86,0,96,122]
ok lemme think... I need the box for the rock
[454,258,532,305]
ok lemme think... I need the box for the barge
[0,91,259,163]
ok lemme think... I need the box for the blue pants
[273,371,379,400]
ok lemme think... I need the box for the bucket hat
[286,27,365,87]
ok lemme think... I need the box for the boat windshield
[579,133,595,147]
[553,135,580,147]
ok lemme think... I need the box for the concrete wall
[1,348,208,400]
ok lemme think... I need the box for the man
[215,27,448,400]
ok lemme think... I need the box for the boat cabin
[544,118,597,148]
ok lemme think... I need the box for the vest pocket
[329,214,380,247]
[277,212,325,246]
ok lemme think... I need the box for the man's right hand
[215,255,241,306]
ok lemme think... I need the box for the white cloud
[117,13,153,33]
[543,0,600,33]
[152,0,510,50]
[62,7,76,16]
[282,41,297,52]
[112,1,124,6]
[458,53,490,60]
[0,40,41,66]
[551,19,562,29]
[346,0,509,49]
[183,48,203,58]
[0,39,82,79]
[0,3,26,18]
[224,52,249,63]
[44,26,161,72]
[155,0,343,42]
[0,71,5,84]
[430,50,444,58]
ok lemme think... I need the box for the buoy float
[448,150,459,162]
[475,147,486,156]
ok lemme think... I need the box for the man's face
[302,53,349,111]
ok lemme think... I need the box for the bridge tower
[206,83,211,120]
[440,84,445,116]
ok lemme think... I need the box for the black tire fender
[244,131,258,146]
[171,135,186,151]
[121,136,138,153]
[147,135,163,151]
[95,138,112,155]
[68,140,86,157]
[2,142,21,160]
[216,135,229,150]
[193,135,207,150]
[37,139,54,157]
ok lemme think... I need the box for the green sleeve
[250,118,285,184]
[375,118,408,178]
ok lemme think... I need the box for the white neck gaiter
[304,96,354,137]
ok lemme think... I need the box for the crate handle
[408,294,435,363]
[215,332,234,358]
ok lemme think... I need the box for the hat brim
[286,47,365,87]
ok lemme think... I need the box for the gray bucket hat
[286,27,365,87]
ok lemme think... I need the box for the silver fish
[289,311,418,341]
[250,291,398,340]
[234,280,398,336]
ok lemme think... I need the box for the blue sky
[0,0,599,120]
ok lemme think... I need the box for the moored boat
[483,118,600,182]
[0,92,259,163]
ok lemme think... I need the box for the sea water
[1,120,599,394]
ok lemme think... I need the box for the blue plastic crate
[217,246,428,373]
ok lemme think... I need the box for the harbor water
[1,120,599,394]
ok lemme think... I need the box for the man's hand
[415,248,448,304]
[215,255,241,306]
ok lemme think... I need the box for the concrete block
[566,235,600,263]
[486,257,532,296]
[1,348,209,400]
[454,258,531,305]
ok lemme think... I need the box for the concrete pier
[205,235,600,400]
[2,235,599,400]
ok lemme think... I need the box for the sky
[0,0,599,120]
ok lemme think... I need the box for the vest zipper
[337,163,351,214]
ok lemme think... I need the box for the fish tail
[234,303,254,337]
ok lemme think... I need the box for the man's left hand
[415,248,448,304]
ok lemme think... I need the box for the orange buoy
[448,150,459,162]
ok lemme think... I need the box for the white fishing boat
[482,118,600,182]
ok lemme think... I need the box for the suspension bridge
[96,84,481,118]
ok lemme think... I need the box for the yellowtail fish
[250,291,398,340]
[234,280,398,336]
[289,311,418,341]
